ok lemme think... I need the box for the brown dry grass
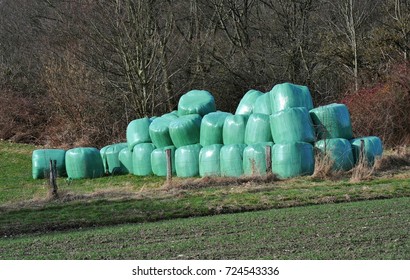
[162,173,279,190]
[312,152,335,179]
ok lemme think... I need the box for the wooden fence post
[165,148,172,185]
[49,160,58,199]
[265,145,272,175]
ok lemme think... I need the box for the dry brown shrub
[312,152,335,179]
[374,146,410,172]
[350,153,375,182]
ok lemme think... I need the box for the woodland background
[0,0,409,148]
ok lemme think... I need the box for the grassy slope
[1,140,410,236]
[0,197,409,260]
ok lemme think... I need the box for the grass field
[0,140,409,259]
[1,197,409,259]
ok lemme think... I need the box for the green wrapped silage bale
[271,142,314,178]
[199,144,223,177]
[178,90,216,116]
[253,93,272,115]
[126,117,151,151]
[65,147,104,179]
[235,89,264,115]
[220,144,247,177]
[270,107,315,144]
[200,111,232,146]
[132,143,155,176]
[223,115,249,145]
[161,111,179,121]
[315,138,354,171]
[100,144,111,173]
[149,117,174,148]
[350,136,383,165]
[175,144,202,177]
[269,83,314,113]
[104,143,128,174]
[118,148,133,174]
[244,113,273,145]
[151,146,176,176]
[309,103,353,140]
[169,114,202,148]
[32,149,66,179]
[243,142,274,176]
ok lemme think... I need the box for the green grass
[1,140,410,259]
[1,140,410,236]
[1,197,409,259]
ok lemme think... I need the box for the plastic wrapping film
[235,89,263,115]
[100,144,111,172]
[200,111,232,146]
[104,143,128,174]
[161,111,179,121]
[126,117,151,151]
[149,117,175,148]
[32,149,66,179]
[243,142,274,176]
[169,114,202,148]
[175,144,202,178]
[271,142,314,178]
[118,148,133,174]
[220,144,247,177]
[270,107,315,144]
[269,83,314,113]
[253,93,272,115]
[350,136,383,165]
[223,115,249,145]
[65,147,104,179]
[177,90,216,116]
[309,103,353,140]
[315,138,354,171]
[244,113,273,145]
[132,143,156,176]
[151,146,176,176]
[199,144,223,177]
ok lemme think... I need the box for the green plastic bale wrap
[271,142,314,178]
[253,93,272,115]
[309,103,353,140]
[220,144,247,177]
[175,144,202,178]
[350,136,383,165]
[161,111,179,121]
[169,114,202,148]
[270,107,315,144]
[269,83,314,113]
[223,115,249,145]
[65,147,104,179]
[235,89,263,115]
[149,117,174,148]
[118,148,133,174]
[200,111,232,146]
[178,90,216,116]
[243,142,274,176]
[244,113,273,144]
[199,144,223,177]
[126,117,151,151]
[100,145,111,172]
[103,143,127,174]
[132,143,155,176]
[151,146,176,176]
[32,149,66,179]
[315,138,354,171]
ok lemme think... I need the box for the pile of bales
[32,83,383,180]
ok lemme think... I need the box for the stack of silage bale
[32,82,383,181]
